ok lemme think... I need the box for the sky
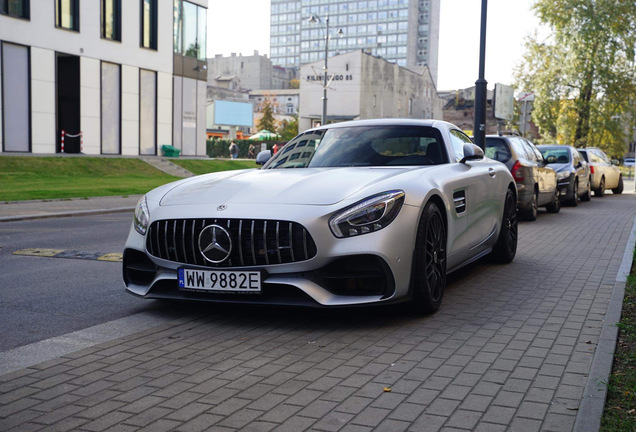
[207,0,544,91]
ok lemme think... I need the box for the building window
[173,0,206,60]
[0,0,29,19]
[102,0,121,40]
[141,0,157,50]
[1,42,31,152]
[56,0,79,31]
[101,62,121,154]
[139,70,157,155]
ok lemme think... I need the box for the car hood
[159,167,420,206]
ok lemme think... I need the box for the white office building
[0,0,208,156]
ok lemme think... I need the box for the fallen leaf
[383,387,392,392]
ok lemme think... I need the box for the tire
[612,175,623,194]
[411,201,447,315]
[580,177,592,202]
[522,189,538,221]
[595,176,605,197]
[568,180,578,207]
[489,188,518,264]
[546,189,561,213]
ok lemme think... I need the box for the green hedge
[206,139,288,158]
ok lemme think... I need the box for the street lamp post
[473,0,488,150]
[308,13,343,127]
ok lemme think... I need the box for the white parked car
[124,119,518,314]
[577,147,623,196]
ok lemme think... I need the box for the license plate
[178,268,261,293]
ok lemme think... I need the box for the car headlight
[556,171,570,181]
[329,191,405,238]
[134,195,150,235]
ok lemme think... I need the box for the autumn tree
[277,117,299,141]
[515,0,636,155]
[256,98,277,132]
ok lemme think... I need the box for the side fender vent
[453,191,466,214]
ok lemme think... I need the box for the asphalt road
[0,212,167,352]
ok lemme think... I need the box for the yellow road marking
[97,253,123,262]
[13,248,64,257]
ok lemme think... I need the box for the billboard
[214,100,253,127]
[494,83,514,121]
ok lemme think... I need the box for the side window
[595,149,610,163]
[485,138,512,163]
[526,140,544,162]
[449,130,471,162]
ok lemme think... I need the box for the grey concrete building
[207,51,298,91]
[270,0,440,85]
[298,50,442,131]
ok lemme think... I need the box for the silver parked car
[485,135,560,221]
[577,147,623,196]
[124,119,518,314]
[537,145,592,206]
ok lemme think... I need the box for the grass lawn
[601,247,636,430]
[171,158,257,175]
[0,156,180,202]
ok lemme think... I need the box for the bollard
[61,130,65,153]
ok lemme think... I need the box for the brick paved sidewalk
[1,194,635,432]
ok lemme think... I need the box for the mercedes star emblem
[198,224,232,263]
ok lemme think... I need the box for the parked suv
[485,135,559,220]
[537,145,592,206]
[577,147,623,196]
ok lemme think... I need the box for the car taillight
[511,160,525,182]
[590,165,595,174]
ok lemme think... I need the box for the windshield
[264,125,448,169]
[539,147,570,164]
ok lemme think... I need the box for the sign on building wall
[494,83,514,121]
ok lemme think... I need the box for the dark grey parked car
[485,135,559,221]
[537,145,592,206]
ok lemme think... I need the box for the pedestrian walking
[248,144,256,159]
[229,141,239,159]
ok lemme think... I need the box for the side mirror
[611,159,619,166]
[256,150,271,166]
[460,143,484,164]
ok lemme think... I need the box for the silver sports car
[124,119,518,314]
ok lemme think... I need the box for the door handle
[488,168,496,178]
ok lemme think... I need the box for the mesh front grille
[146,219,317,267]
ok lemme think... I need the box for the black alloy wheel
[581,177,592,201]
[595,176,605,197]
[490,187,518,263]
[569,180,578,206]
[546,189,561,213]
[524,189,538,221]
[412,201,447,315]
[612,175,624,194]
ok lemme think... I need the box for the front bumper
[123,202,421,307]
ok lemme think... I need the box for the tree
[515,0,636,154]
[277,117,299,141]
[256,99,277,132]
[290,79,300,89]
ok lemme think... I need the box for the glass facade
[173,0,206,60]
[270,0,436,70]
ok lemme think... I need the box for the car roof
[306,118,456,133]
